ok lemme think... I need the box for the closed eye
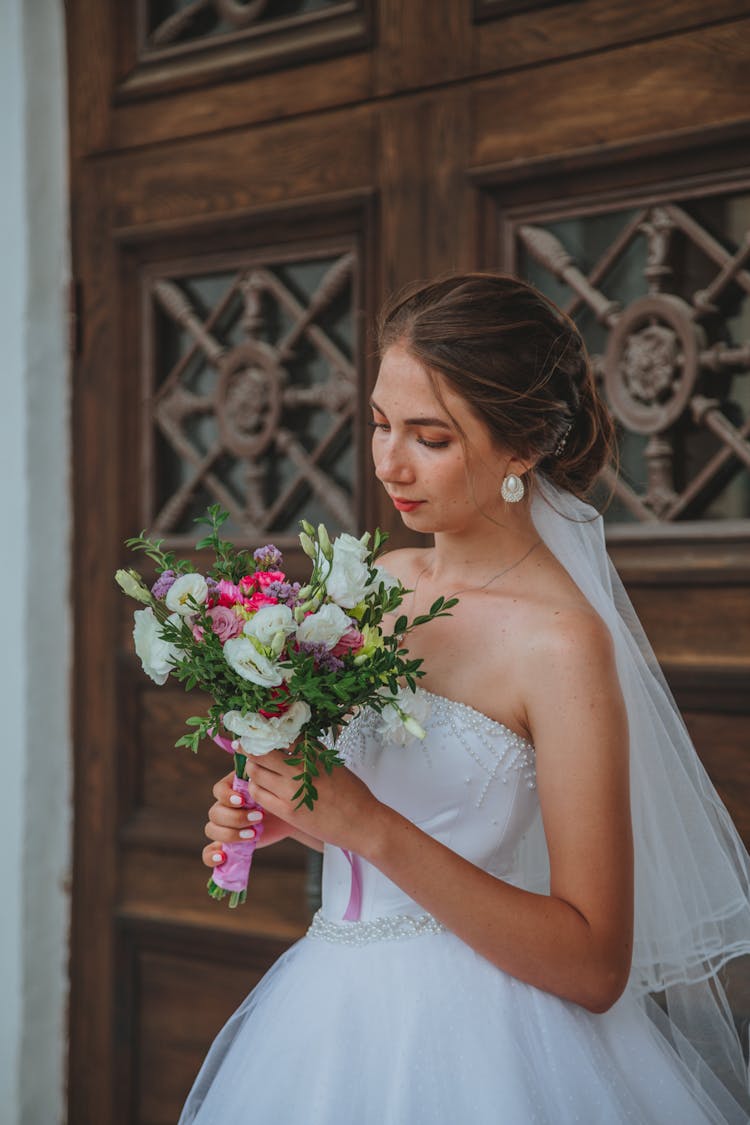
[367,420,449,450]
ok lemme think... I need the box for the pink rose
[217,579,244,607]
[207,605,244,643]
[243,591,278,612]
[332,625,365,657]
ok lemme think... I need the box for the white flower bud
[317,523,333,561]
[115,568,152,605]
[299,533,317,559]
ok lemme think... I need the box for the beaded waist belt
[307,909,446,946]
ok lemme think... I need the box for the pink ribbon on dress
[341,849,362,921]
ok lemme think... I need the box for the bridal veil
[522,478,750,1121]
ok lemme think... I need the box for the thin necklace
[411,538,543,607]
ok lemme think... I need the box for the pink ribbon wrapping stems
[210,731,265,895]
[210,728,363,915]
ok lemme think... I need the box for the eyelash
[367,420,450,450]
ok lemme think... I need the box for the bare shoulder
[376,547,429,587]
[519,585,624,746]
[525,598,615,670]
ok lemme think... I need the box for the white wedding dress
[178,688,744,1124]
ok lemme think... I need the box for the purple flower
[297,641,344,673]
[266,580,301,607]
[152,569,177,599]
[253,544,283,570]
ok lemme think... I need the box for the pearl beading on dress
[307,909,446,945]
[334,689,537,810]
[423,693,537,807]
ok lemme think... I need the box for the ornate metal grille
[140,0,355,53]
[513,193,750,524]
[143,250,358,545]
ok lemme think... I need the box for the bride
[180,274,750,1124]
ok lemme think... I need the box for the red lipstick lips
[391,497,424,512]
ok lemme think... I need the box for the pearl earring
[501,473,525,503]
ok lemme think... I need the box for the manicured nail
[239,828,255,839]
[246,810,263,822]
[211,852,224,864]
[229,794,243,806]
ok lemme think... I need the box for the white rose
[377,686,431,747]
[223,636,284,687]
[295,602,352,650]
[324,533,372,608]
[223,700,311,756]
[132,608,182,686]
[165,572,209,617]
[243,604,295,646]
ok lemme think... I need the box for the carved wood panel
[474,0,575,19]
[143,247,359,545]
[492,180,750,527]
[119,0,373,97]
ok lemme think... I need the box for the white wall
[0,1,71,1122]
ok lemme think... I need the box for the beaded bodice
[320,689,538,922]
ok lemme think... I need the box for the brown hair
[377,272,614,497]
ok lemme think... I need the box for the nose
[373,434,415,486]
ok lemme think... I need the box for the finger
[208,801,264,831]
[245,769,306,822]
[246,750,289,778]
[202,843,226,868]
[204,820,259,844]
[213,772,240,805]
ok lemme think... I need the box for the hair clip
[554,422,574,457]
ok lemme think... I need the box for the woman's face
[370,344,515,534]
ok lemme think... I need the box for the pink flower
[240,570,286,593]
[207,605,244,643]
[192,624,205,643]
[243,591,278,612]
[332,625,365,658]
[216,579,244,607]
[254,569,286,590]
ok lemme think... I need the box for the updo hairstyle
[377,273,614,497]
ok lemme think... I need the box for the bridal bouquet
[116,506,455,906]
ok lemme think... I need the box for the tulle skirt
[178,923,735,1124]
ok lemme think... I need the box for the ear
[501,454,536,479]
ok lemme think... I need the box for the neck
[427,503,540,586]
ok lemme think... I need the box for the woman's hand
[202,771,294,870]
[242,749,381,854]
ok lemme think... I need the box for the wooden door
[68,3,750,1121]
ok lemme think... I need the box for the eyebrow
[369,399,453,429]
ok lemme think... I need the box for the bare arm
[361,612,633,1011]
[241,608,633,1013]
